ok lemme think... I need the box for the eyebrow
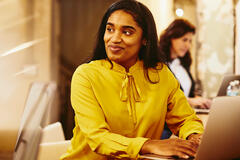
[106,22,136,31]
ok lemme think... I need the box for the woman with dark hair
[159,19,211,109]
[61,1,203,160]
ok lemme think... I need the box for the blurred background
[0,0,239,143]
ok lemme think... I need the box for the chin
[179,52,186,57]
[107,55,121,63]
[107,53,122,61]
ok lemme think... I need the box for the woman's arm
[165,70,204,139]
[138,69,204,159]
[187,96,212,109]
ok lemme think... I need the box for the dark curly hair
[91,0,165,83]
[158,18,195,71]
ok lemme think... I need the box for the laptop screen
[195,96,240,160]
[217,75,240,96]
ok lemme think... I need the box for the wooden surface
[197,113,209,128]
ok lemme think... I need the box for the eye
[183,38,188,42]
[123,30,133,36]
[106,26,114,33]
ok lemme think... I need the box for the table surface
[196,113,209,128]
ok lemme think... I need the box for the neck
[111,59,138,72]
[123,61,136,72]
[120,59,138,72]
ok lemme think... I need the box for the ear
[142,39,147,46]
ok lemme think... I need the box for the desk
[196,113,209,128]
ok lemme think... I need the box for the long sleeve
[71,66,148,159]
[165,70,204,139]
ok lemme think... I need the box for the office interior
[0,0,239,159]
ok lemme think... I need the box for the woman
[61,1,204,160]
[159,19,211,109]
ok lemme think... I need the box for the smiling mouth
[108,45,124,52]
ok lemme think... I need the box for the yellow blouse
[60,59,203,160]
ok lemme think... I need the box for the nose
[111,31,122,43]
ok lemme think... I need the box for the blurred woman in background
[159,19,212,109]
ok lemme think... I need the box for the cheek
[104,32,111,43]
[124,37,142,47]
[175,42,182,50]
[103,34,108,43]
[171,42,178,51]
[103,35,109,52]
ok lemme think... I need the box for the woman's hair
[91,0,165,83]
[158,18,195,71]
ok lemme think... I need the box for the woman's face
[170,32,193,59]
[104,10,145,69]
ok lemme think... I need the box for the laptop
[216,74,240,96]
[194,74,240,114]
[140,96,240,160]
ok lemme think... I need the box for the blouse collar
[102,59,143,74]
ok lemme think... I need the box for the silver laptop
[217,74,240,96]
[194,74,240,114]
[140,96,240,160]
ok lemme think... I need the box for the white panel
[196,0,234,97]
[235,0,240,74]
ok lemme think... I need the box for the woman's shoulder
[74,59,106,74]
[155,62,176,80]
[155,62,170,73]
[72,60,107,83]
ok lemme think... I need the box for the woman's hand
[140,137,200,159]
[187,96,212,109]
[187,133,203,146]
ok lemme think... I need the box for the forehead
[182,32,193,38]
[107,10,140,28]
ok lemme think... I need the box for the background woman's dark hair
[158,18,195,71]
[91,0,165,83]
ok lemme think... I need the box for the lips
[108,45,124,52]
